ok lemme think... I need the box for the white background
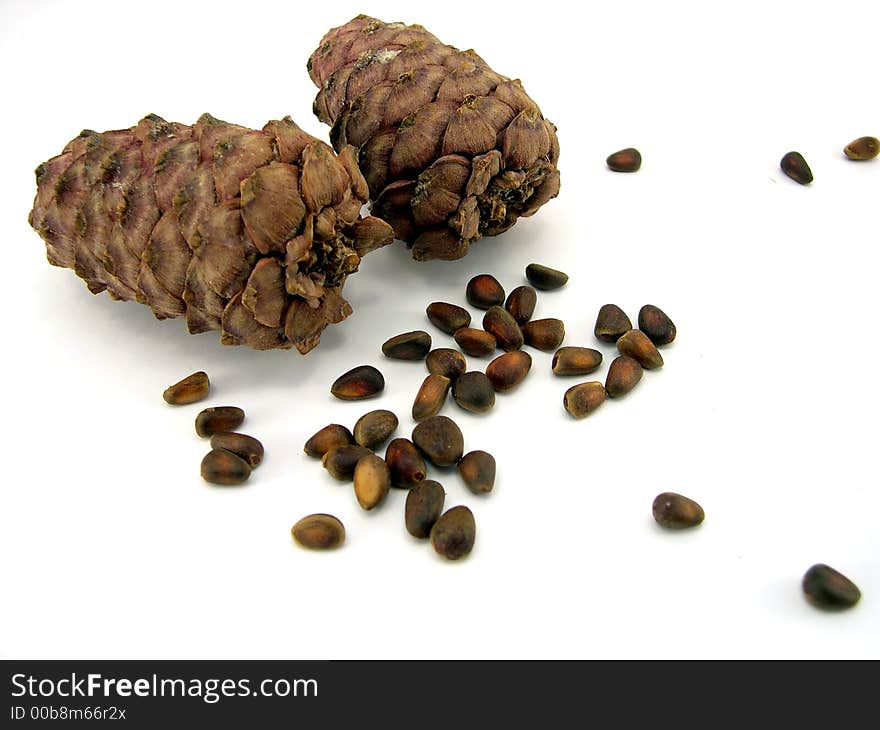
[1,0,877,659]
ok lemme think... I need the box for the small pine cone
[28,113,393,353]
[308,15,560,261]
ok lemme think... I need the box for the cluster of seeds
[416,269,674,422]
[163,263,864,605]
[163,371,264,486]
[337,266,566,421]
[300,263,683,561]
[300,409,490,560]
[197,407,265,485]
[562,302,673,418]
[336,261,676,423]
[303,262,863,608]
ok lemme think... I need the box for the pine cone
[308,15,561,262]
[29,113,394,353]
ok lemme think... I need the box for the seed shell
[209,432,264,468]
[163,371,210,405]
[652,492,705,529]
[195,406,245,438]
[563,382,606,419]
[525,263,568,291]
[522,318,565,351]
[426,302,471,334]
[458,451,496,495]
[353,410,398,450]
[454,328,497,357]
[482,306,524,351]
[405,480,446,539]
[382,330,432,360]
[412,415,464,467]
[304,424,354,458]
[594,304,632,343]
[426,349,467,380]
[430,506,476,560]
[505,285,537,325]
[291,514,345,550]
[486,351,532,392]
[780,151,813,185]
[605,355,643,398]
[802,564,861,610]
[200,448,252,485]
[466,274,505,309]
[330,365,385,400]
[616,329,663,369]
[353,454,391,510]
[452,372,496,414]
[322,444,372,481]
[385,438,427,488]
[843,136,879,161]
[606,147,642,172]
[412,374,452,421]
[638,305,677,346]
[552,347,603,376]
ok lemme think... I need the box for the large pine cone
[29,113,393,353]
[308,15,561,262]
